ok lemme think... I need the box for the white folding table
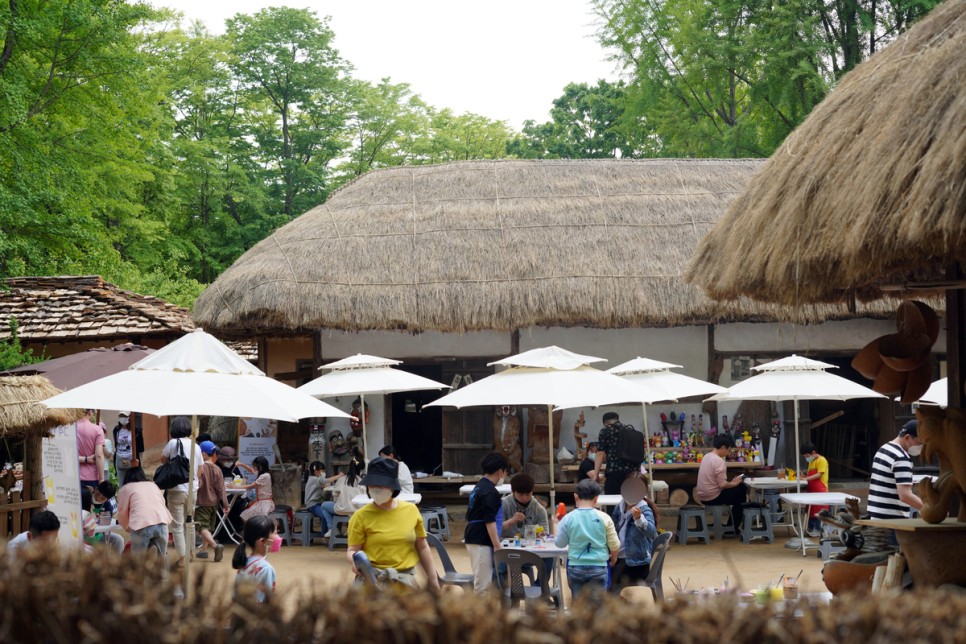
[780,492,857,556]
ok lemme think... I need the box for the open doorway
[389,364,444,474]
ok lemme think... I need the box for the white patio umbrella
[42,328,350,590]
[297,354,450,459]
[607,357,726,496]
[425,346,647,508]
[915,377,948,407]
[706,355,885,492]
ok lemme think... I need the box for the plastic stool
[707,504,737,540]
[268,506,294,546]
[421,504,451,541]
[677,506,712,545]
[328,514,351,550]
[294,510,324,546]
[742,505,775,544]
[819,538,847,561]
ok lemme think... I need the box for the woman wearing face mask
[346,457,440,593]
[800,442,830,537]
[232,515,279,602]
[113,411,144,488]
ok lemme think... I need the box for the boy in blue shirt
[555,478,620,605]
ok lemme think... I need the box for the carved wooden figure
[916,405,966,523]
[493,406,523,473]
[526,406,563,465]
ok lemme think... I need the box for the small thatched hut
[0,375,82,532]
[686,0,963,406]
[194,159,916,477]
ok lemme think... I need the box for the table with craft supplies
[779,492,857,556]
[499,540,569,615]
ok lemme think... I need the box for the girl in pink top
[238,456,275,522]
[117,468,174,560]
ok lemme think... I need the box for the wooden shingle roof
[0,276,194,342]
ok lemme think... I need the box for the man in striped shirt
[868,420,924,522]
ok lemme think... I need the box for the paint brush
[794,569,804,583]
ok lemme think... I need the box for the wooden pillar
[947,263,965,409]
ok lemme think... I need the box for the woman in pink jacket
[117,468,174,562]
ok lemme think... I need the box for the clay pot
[822,560,882,595]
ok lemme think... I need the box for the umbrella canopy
[608,357,726,495]
[42,331,348,422]
[707,355,884,503]
[1,344,156,390]
[685,0,965,306]
[607,357,726,404]
[39,328,349,590]
[297,354,449,458]
[426,346,647,507]
[917,378,948,407]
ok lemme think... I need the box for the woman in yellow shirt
[346,457,440,592]
[801,442,830,536]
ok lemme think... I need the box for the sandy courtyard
[188,517,829,608]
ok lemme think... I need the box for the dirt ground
[185,515,829,610]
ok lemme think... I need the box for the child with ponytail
[232,515,278,602]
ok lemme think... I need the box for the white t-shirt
[161,438,203,493]
[397,460,414,493]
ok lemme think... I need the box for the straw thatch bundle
[194,159,904,335]
[686,0,966,305]
[0,375,81,438]
[4,545,966,643]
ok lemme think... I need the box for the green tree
[0,319,42,371]
[0,0,162,276]
[339,78,430,178]
[226,7,351,218]
[418,109,514,164]
[592,0,939,157]
[507,80,653,158]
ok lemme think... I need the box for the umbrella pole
[183,414,199,595]
[360,393,368,461]
[643,404,653,500]
[548,404,555,511]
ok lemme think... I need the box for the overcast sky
[150,0,621,129]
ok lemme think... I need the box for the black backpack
[614,423,646,464]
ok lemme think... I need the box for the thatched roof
[194,159,902,336]
[0,376,82,438]
[1,276,194,342]
[686,0,966,305]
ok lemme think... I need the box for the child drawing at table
[233,515,278,602]
[555,478,619,607]
[238,456,275,522]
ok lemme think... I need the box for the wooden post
[883,553,906,590]
[947,263,965,409]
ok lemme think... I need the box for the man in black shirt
[463,452,509,593]
[590,412,639,495]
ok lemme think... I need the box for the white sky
[150,0,621,129]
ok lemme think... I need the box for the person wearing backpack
[589,413,644,495]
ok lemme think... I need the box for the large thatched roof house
[194,159,925,477]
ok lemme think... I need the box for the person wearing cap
[195,441,229,562]
[77,409,106,491]
[346,457,440,592]
[112,411,143,488]
[215,445,242,479]
[868,420,924,527]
